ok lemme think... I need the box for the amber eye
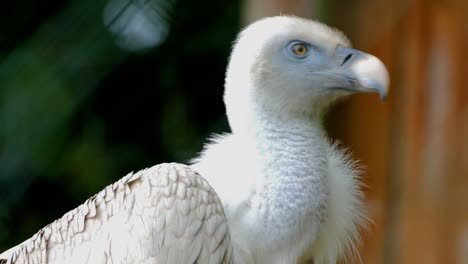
[291,43,308,56]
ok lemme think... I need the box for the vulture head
[224,16,389,132]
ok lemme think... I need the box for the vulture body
[0,16,389,264]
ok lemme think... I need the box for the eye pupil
[292,43,308,56]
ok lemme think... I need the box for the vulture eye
[292,44,307,55]
[291,43,309,57]
[289,42,309,58]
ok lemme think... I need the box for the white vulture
[0,16,389,264]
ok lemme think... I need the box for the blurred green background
[0,0,240,249]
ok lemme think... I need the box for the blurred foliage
[0,0,240,250]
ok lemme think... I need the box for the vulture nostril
[342,54,352,65]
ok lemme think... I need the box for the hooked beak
[336,47,390,101]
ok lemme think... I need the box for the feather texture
[0,163,233,264]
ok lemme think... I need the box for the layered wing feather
[0,163,233,264]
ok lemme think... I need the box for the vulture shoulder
[0,163,233,264]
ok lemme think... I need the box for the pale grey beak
[337,47,390,101]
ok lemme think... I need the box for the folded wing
[0,163,233,264]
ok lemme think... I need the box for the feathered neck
[230,92,331,238]
[225,83,336,138]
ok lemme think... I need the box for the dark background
[0,0,240,249]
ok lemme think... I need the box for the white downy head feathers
[224,16,388,134]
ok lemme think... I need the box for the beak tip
[346,51,390,102]
[380,93,388,102]
[359,78,389,101]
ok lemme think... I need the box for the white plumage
[0,16,389,264]
[0,164,233,264]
